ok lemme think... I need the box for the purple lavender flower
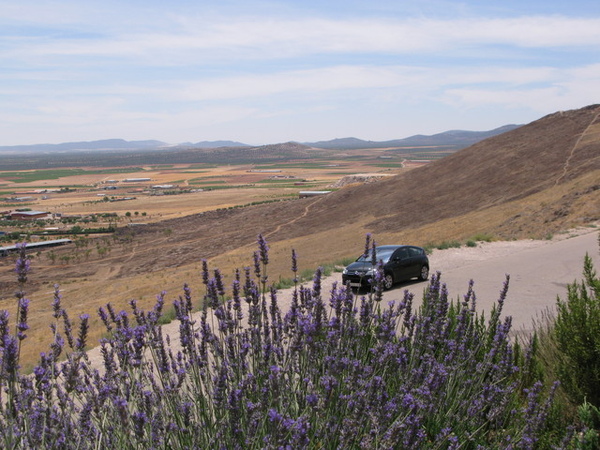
[268,408,283,423]
[182,283,193,313]
[16,297,29,341]
[231,274,243,322]
[0,309,9,339]
[98,306,112,331]
[62,310,75,350]
[312,267,323,301]
[205,278,220,309]
[201,259,209,286]
[371,259,385,302]
[14,242,30,284]
[291,249,298,281]
[147,291,166,325]
[52,284,63,319]
[253,250,261,280]
[0,233,570,448]
[214,269,225,297]
[132,411,148,439]
[306,393,319,408]
[1,334,19,379]
[363,233,371,259]
[257,234,269,265]
[370,239,378,267]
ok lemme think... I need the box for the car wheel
[419,265,429,281]
[383,273,394,290]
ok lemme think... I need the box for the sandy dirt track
[423,229,599,333]
[85,227,599,367]
[261,227,599,334]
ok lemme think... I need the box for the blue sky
[1,0,599,146]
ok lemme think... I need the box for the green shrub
[577,400,600,449]
[336,256,356,266]
[554,253,600,407]
[470,233,494,243]
[435,240,461,250]
[273,276,296,290]
[157,305,177,325]
[300,267,316,280]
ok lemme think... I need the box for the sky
[1,0,600,146]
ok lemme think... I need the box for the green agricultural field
[366,163,405,168]
[252,162,337,169]
[187,179,227,185]
[256,178,304,183]
[0,167,146,183]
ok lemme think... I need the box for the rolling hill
[305,125,521,150]
[100,104,600,281]
[0,139,168,154]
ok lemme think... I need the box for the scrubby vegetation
[0,234,598,448]
[554,253,600,405]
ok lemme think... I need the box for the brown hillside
[130,106,595,237]
[109,104,600,275]
[280,104,600,238]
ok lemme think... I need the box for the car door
[406,246,423,278]
[390,247,411,281]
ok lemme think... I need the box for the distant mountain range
[0,139,167,154]
[0,125,521,155]
[304,125,521,150]
[0,139,250,155]
[182,140,250,149]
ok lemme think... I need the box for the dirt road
[85,228,599,366]
[315,229,599,335]
[432,230,600,333]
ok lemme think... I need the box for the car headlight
[366,268,374,276]
[342,268,348,275]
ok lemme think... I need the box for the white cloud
[443,65,600,113]
[1,3,600,145]
[176,65,423,101]
[169,64,574,103]
[5,14,600,65]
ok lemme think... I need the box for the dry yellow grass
[1,159,408,365]
[8,178,599,366]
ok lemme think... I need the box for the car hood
[345,261,375,272]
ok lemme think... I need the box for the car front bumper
[342,274,374,288]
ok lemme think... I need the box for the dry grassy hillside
[2,104,600,364]
[287,104,600,239]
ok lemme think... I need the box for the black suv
[342,245,429,290]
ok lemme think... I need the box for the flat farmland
[0,155,413,223]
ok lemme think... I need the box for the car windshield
[357,248,396,264]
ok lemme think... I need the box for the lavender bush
[0,237,573,448]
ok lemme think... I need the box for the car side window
[408,247,422,257]
[394,248,409,260]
